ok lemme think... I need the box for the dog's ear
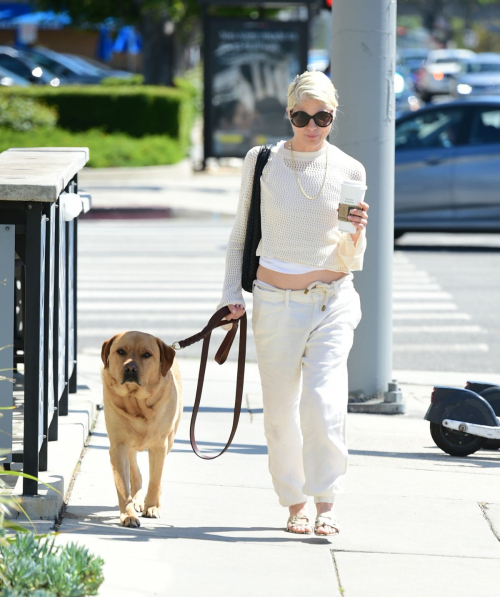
[101,334,119,368]
[157,339,176,377]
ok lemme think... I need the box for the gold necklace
[288,141,328,200]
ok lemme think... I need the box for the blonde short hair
[287,71,338,111]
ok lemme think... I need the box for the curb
[79,207,231,221]
[7,387,100,521]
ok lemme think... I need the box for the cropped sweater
[218,141,367,309]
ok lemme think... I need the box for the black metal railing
[0,173,86,495]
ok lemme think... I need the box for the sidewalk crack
[331,551,345,595]
[479,502,500,542]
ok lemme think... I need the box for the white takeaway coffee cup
[338,180,368,234]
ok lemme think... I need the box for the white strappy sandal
[285,514,312,535]
[314,513,340,536]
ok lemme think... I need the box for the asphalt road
[77,221,500,377]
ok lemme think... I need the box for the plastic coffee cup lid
[341,180,367,190]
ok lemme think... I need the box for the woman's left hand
[349,200,369,242]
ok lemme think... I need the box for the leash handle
[173,307,247,460]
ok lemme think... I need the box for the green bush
[0,85,195,148]
[0,532,104,596]
[0,96,57,132]
[100,74,144,86]
[0,126,185,168]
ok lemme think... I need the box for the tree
[399,0,500,44]
[36,0,202,85]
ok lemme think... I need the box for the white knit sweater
[218,141,367,309]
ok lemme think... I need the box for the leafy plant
[0,97,57,132]
[0,532,104,596]
[0,351,105,596]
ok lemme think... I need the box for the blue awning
[10,10,71,28]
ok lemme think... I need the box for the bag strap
[172,307,247,460]
[241,144,272,293]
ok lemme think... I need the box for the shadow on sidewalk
[351,448,500,468]
[61,513,330,545]
[171,438,268,456]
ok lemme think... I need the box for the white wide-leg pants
[251,275,362,507]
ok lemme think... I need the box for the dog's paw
[143,506,161,519]
[133,500,144,513]
[120,513,141,527]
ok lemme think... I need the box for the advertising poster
[206,19,307,158]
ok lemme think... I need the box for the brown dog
[101,331,182,527]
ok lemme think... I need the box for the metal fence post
[23,203,46,495]
[39,203,56,472]
[0,224,15,464]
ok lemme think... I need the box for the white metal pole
[330,0,404,413]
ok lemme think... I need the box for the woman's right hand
[225,304,246,321]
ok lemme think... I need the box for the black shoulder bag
[241,145,272,293]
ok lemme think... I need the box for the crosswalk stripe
[78,328,231,339]
[394,344,489,352]
[78,282,225,290]
[392,313,471,320]
[78,290,224,300]
[393,325,484,333]
[393,303,458,311]
[393,291,452,300]
[79,257,225,264]
[392,284,440,290]
[78,302,239,311]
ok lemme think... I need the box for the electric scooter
[424,381,500,456]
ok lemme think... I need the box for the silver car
[450,53,500,97]
[395,97,500,237]
[416,48,476,102]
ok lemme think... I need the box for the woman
[218,71,369,536]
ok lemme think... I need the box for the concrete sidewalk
[78,160,242,218]
[48,353,500,597]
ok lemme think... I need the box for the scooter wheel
[483,439,500,451]
[430,422,486,456]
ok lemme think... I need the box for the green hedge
[0,127,185,168]
[0,85,195,148]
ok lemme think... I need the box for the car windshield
[465,62,500,73]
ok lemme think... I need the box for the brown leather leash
[172,306,247,460]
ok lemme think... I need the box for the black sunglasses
[289,110,334,128]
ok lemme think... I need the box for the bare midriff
[256,265,346,291]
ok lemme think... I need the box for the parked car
[397,47,429,86]
[395,68,422,117]
[449,53,500,97]
[64,54,134,80]
[20,47,105,84]
[0,46,59,86]
[416,48,476,102]
[394,97,500,237]
[0,65,30,86]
